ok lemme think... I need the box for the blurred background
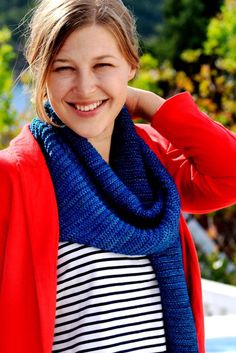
[0,0,236,351]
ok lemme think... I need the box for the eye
[95,63,114,69]
[54,66,75,72]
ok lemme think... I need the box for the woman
[0,1,236,353]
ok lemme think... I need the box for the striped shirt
[52,242,167,353]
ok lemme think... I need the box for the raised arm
[127,88,236,213]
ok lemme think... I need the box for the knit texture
[30,104,199,353]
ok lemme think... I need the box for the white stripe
[57,273,157,296]
[56,286,161,308]
[54,310,164,335]
[57,279,160,300]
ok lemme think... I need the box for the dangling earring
[44,99,66,128]
[44,87,66,128]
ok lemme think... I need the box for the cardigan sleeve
[150,92,236,214]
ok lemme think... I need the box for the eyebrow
[53,55,117,64]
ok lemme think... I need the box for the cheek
[102,73,129,96]
[46,76,73,99]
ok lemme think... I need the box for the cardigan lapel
[10,126,60,353]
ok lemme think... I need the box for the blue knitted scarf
[30,104,199,353]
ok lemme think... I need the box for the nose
[72,69,97,96]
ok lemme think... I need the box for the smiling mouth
[69,100,107,112]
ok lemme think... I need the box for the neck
[88,135,112,163]
[87,123,115,163]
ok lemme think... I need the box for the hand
[126,86,166,122]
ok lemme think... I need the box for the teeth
[75,100,103,112]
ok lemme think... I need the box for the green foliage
[133,0,236,128]
[204,0,236,73]
[122,0,163,38]
[0,27,19,149]
[198,250,236,286]
[0,0,33,30]
[0,29,15,89]
[0,0,34,75]
[193,0,236,129]
[130,54,163,94]
[180,49,202,63]
[131,54,177,96]
[148,0,223,67]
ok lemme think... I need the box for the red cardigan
[1,92,236,353]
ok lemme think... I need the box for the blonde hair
[25,0,140,122]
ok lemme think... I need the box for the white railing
[202,278,236,316]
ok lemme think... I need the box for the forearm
[126,87,165,121]
[128,87,236,176]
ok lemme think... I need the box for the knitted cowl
[30,103,199,353]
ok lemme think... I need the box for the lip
[67,99,108,118]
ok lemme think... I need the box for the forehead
[56,25,123,59]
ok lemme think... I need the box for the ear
[128,65,137,81]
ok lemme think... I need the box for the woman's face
[46,24,136,146]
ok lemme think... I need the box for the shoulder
[0,124,47,185]
[0,124,45,168]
